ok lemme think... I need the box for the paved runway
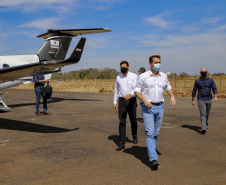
[0,89,226,185]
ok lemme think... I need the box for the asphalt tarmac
[0,89,226,185]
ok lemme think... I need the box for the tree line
[52,68,225,80]
[51,68,120,80]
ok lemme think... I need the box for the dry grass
[12,78,226,98]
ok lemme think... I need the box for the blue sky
[0,0,226,75]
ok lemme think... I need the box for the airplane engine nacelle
[0,80,24,90]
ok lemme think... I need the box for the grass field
[12,77,226,98]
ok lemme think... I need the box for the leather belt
[119,97,136,100]
[151,102,163,106]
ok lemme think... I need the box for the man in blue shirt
[33,72,50,115]
[192,67,217,134]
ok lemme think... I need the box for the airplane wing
[37,28,112,39]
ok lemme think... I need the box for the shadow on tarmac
[181,124,202,134]
[123,146,152,168]
[0,118,79,133]
[108,135,133,146]
[8,97,102,108]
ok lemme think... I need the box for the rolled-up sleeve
[129,75,138,96]
[135,75,142,93]
[164,76,172,91]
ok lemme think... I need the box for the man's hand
[214,97,218,102]
[167,90,176,108]
[192,100,195,106]
[113,104,117,111]
[170,96,176,107]
[144,100,152,109]
[39,80,47,83]
[124,94,131,101]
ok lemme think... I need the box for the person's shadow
[181,124,202,134]
[108,135,132,146]
[108,135,161,170]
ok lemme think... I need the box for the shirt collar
[200,76,209,80]
[149,70,161,77]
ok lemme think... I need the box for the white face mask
[153,64,161,71]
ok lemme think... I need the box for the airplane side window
[3,64,10,68]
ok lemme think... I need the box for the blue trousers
[35,87,47,113]
[141,103,164,162]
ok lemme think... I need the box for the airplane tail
[36,28,111,63]
[37,37,72,62]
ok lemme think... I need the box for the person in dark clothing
[192,67,217,134]
[138,67,146,75]
[33,72,50,115]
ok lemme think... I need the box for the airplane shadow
[181,124,202,134]
[0,118,79,133]
[8,97,102,108]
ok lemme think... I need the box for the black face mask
[201,72,207,78]
[121,67,128,74]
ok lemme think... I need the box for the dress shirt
[113,71,138,104]
[135,70,172,103]
[192,77,217,101]
[33,73,45,88]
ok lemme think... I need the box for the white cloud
[129,32,226,74]
[211,25,226,32]
[0,0,73,6]
[19,17,61,30]
[182,27,199,33]
[201,16,220,24]
[144,14,179,29]
[0,0,76,13]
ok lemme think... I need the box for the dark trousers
[118,97,137,144]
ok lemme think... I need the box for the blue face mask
[153,64,161,71]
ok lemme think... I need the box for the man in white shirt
[113,61,138,151]
[135,55,176,170]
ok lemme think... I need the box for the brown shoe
[36,112,41,115]
[43,112,51,115]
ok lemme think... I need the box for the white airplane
[0,28,112,110]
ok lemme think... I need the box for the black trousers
[118,97,137,144]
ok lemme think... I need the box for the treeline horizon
[51,68,225,80]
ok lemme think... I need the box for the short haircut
[120,60,129,66]
[139,67,146,73]
[149,55,161,63]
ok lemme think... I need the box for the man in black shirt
[192,68,217,134]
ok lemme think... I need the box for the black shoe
[150,160,159,170]
[133,136,138,144]
[156,149,161,155]
[201,130,206,134]
[116,143,125,151]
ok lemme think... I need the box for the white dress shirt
[113,71,138,104]
[135,70,172,103]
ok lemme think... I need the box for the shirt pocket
[128,81,135,88]
[158,81,165,88]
